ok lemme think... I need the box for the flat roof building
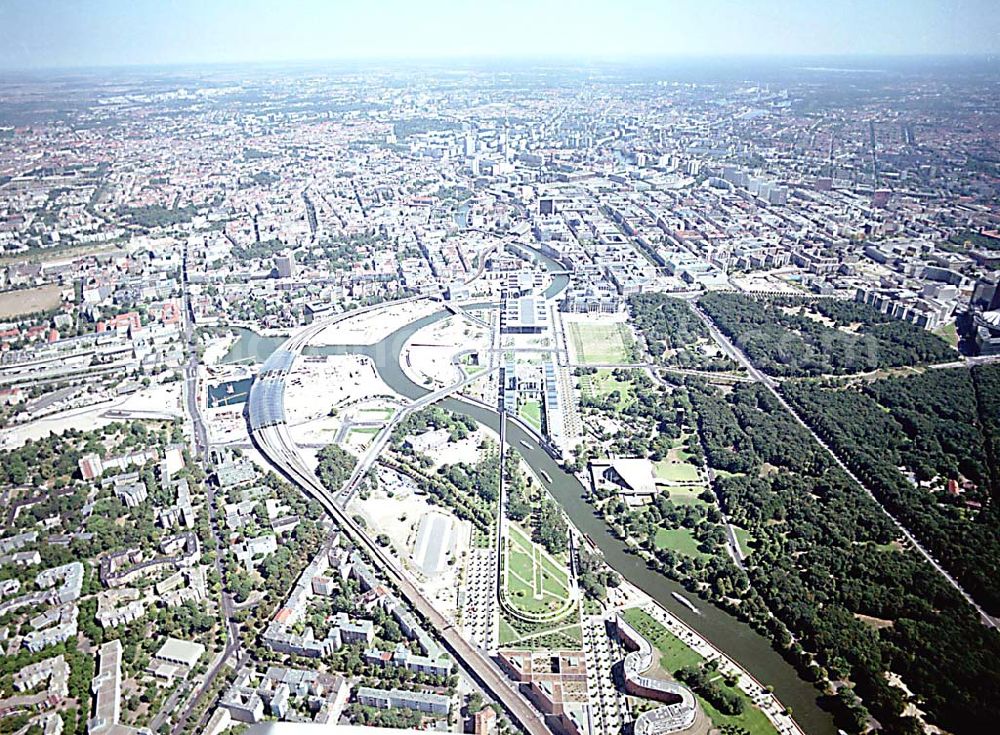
[501,296,549,334]
[412,512,453,576]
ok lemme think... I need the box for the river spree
[225,310,838,735]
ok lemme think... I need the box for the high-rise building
[973,275,1000,311]
[275,251,296,279]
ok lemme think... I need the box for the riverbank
[236,285,837,735]
[614,581,805,735]
[311,299,441,347]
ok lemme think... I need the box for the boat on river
[672,591,701,614]
[540,470,552,484]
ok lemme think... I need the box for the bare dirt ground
[0,284,62,318]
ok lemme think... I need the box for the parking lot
[462,547,498,649]
[582,615,628,733]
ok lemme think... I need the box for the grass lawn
[662,485,709,507]
[519,399,543,432]
[622,608,777,735]
[568,322,633,364]
[580,368,636,409]
[357,407,394,420]
[653,527,709,559]
[505,524,572,618]
[713,469,745,479]
[733,525,753,556]
[508,544,535,581]
[700,686,778,735]
[654,459,701,483]
[499,617,520,645]
[933,322,959,349]
[509,525,569,590]
[622,608,703,672]
[508,522,532,548]
[539,554,570,597]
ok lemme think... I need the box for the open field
[0,284,62,318]
[933,322,959,348]
[519,398,542,432]
[700,687,778,735]
[579,368,636,409]
[622,608,777,735]
[661,484,709,507]
[654,458,701,483]
[504,523,572,619]
[357,407,394,421]
[653,527,708,559]
[623,608,703,671]
[568,321,633,364]
[499,617,520,645]
[733,525,753,556]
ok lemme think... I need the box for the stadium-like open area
[566,319,633,364]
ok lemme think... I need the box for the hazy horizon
[1,0,998,71]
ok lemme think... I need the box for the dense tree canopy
[699,293,954,376]
[629,293,738,371]
[782,366,1000,615]
[685,379,1000,734]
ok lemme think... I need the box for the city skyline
[1,0,999,71]
[1,5,999,735]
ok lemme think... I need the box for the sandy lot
[429,428,493,470]
[284,354,395,425]
[350,467,472,619]
[205,405,249,445]
[311,299,441,346]
[403,313,491,389]
[202,333,239,366]
[0,381,183,449]
[0,284,63,318]
[283,354,402,459]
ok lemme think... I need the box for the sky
[0,0,997,70]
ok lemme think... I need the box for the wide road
[688,299,998,629]
[182,247,209,457]
[169,244,245,735]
